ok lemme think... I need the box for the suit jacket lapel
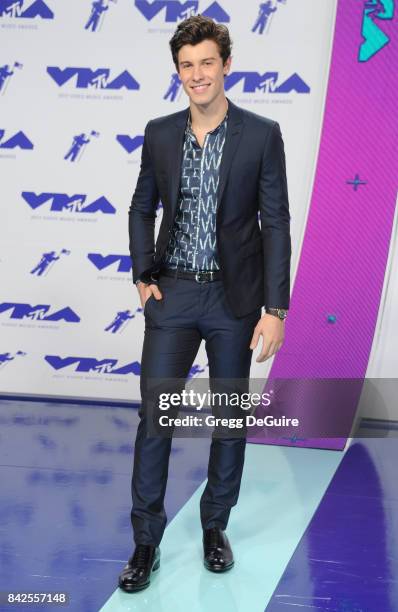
[217,98,244,210]
[168,108,189,222]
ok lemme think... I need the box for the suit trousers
[131,270,261,546]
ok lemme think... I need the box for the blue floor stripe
[100,444,343,612]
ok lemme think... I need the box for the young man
[119,15,291,592]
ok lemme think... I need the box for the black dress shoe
[118,544,160,592]
[203,527,234,572]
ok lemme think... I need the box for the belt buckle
[195,271,211,283]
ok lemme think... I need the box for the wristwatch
[266,307,288,320]
[135,275,158,287]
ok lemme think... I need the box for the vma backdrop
[1,0,397,408]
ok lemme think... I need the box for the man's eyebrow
[179,57,217,64]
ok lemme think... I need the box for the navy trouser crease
[131,272,260,546]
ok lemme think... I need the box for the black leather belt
[160,267,222,283]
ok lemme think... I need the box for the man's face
[177,39,231,107]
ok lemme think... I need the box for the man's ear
[223,55,232,75]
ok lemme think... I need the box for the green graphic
[359,0,394,62]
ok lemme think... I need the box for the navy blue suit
[129,98,291,546]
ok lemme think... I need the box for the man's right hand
[137,282,163,309]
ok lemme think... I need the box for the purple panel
[265,439,398,612]
[247,378,364,451]
[249,0,398,450]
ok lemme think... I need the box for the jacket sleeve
[128,120,160,283]
[258,121,291,309]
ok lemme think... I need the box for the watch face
[278,309,287,319]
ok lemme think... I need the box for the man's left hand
[250,313,285,362]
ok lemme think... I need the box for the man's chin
[187,91,218,108]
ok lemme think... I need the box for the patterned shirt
[163,109,228,271]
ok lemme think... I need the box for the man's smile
[191,83,211,92]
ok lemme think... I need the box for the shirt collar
[186,105,229,139]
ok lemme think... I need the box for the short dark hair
[169,15,232,71]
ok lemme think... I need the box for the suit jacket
[128,97,291,318]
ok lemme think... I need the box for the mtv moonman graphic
[0,351,26,369]
[251,0,286,35]
[104,310,135,334]
[64,131,99,162]
[84,0,116,32]
[30,249,70,276]
[0,62,22,94]
[119,15,291,592]
[163,72,182,101]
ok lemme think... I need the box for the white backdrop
[0,0,339,401]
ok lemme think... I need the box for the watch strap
[266,307,288,320]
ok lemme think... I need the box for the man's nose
[192,65,205,81]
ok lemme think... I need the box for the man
[119,15,291,593]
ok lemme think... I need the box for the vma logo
[116,135,144,154]
[0,0,54,19]
[45,355,141,375]
[359,0,394,62]
[47,67,140,90]
[0,129,33,149]
[88,254,132,273]
[22,192,116,214]
[0,302,80,322]
[224,71,310,94]
[134,1,230,22]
